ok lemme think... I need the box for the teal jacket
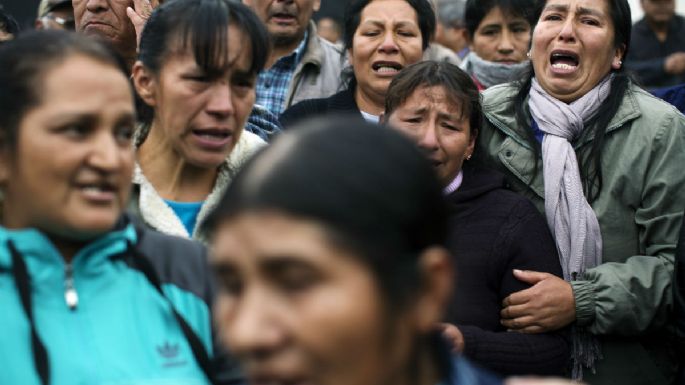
[478,82,685,384]
[0,220,241,385]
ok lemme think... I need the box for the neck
[137,121,219,202]
[354,85,385,117]
[267,32,307,69]
[647,17,670,37]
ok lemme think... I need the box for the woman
[0,31,239,385]
[459,0,537,90]
[130,0,268,242]
[279,0,435,126]
[477,0,685,383]
[206,120,501,385]
[383,61,568,376]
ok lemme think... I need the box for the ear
[0,143,12,186]
[612,44,626,70]
[313,0,321,13]
[132,61,158,108]
[465,130,477,160]
[413,246,454,333]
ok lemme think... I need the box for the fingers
[126,7,144,26]
[501,303,531,320]
[502,287,534,308]
[513,269,551,284]
[501,315,537,330]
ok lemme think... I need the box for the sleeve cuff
[571,280,596,327]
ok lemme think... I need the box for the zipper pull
[64,264,79,310]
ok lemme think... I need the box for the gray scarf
[460,51,530,88]
[529,75,612,379]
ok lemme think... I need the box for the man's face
[244,0,321,47]
[641,0,676,25]
[73,0,137,61]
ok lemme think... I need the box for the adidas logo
[157,342,180,359]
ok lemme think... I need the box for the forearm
[459,324,569,376]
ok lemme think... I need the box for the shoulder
[482,82,520,108]
[305,22,344,65]
[228,130,266,167]
[135,226,211,302]
[627,84,685,130]
[280,96,335,127]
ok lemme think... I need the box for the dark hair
[206,119,448,310]
[0,30,129,151]
[0,5,20,36]
[511,0,632,202]
[343,0,436,53]
[385,61,482,137]
[464,0,539,38]
[136,0,269,124]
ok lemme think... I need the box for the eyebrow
[361,19,418,29]
[543,4,605,18]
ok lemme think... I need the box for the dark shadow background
[1,0,349,33]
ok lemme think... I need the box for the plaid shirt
[255,32,308,116]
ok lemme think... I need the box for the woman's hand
[127,0,160,49]
[500,270,576,333]
[437,323,464,353]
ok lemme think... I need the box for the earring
[466,154,472,161]
[526,51,531,59]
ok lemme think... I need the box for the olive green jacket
[478,82,685,384]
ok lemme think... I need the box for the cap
[37,0,72,18]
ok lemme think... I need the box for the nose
[378,32,400,54]
[224,288,286,358]
[88,130,126,172]
[206,81,235,120]
[497,29,515,55]
[417,122,439,153]
[557,17,576,43]
[85,0,109,12]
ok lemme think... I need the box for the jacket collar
[0,221,137,290]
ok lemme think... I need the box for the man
[317,16,341,46]
[434,0,468,58]
[243,0,343,116]
[626,0,685,88]
[36,0,75,30]
[73,0,155,70]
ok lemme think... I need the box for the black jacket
[626,16,685,88]
[279,83,365,129]
[444,164,569,376]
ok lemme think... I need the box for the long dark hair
[512,0,632,202]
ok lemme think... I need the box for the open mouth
[372,61,403,75]
[192,129,231,140]
[75,181,117,202]
[550,51,579,71]
[270,12,296,22]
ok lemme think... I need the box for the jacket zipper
[64,263,79,310]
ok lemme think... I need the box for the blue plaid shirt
[256,31,309,116]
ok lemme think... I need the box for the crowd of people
[0,0,684,384]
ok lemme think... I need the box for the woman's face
[531,0,624,102]
[349,0,424,102]
[0,55,135,237]
[136,24,255,168]
[386,86,475,187]
[211,212,420,385]
[470,6,531,63]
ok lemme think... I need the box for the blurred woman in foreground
[206,121,502,385]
